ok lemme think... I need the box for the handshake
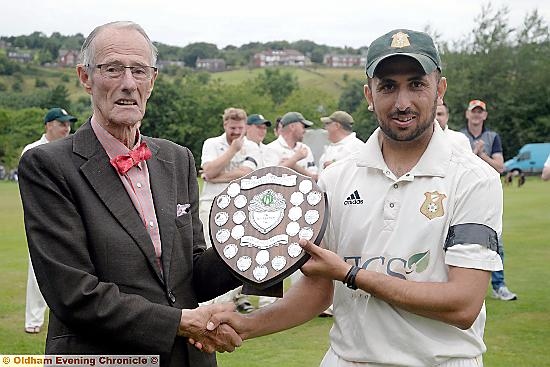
[177,302,249,354]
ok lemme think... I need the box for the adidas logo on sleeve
[344,190,363,205]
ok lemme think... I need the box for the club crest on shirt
[420,191,446,220]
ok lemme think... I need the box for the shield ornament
[420,191,447,220]
[249,189,286,234]
[391,31,410,48]
[209,166,328,292]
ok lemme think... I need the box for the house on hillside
[157,60,185,69]
[196,58,226,72]
[323,53,366,68]
[252,49,310,67]
[0,40,10,49]
[7,50,33,63]
[58,49,80,67]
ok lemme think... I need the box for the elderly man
[207,29,503,367]
[18,21,241,367]
[318,110,364,173]
[22,107,77,334]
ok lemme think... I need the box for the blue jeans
[491,235,506,290]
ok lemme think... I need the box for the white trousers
[25,256,47,328]
[320,347,483,367]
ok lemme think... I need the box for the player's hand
[293,147,308,162]
[206,309,253,340]
[299,239,349,282]
[230,133,245,153]
[179,303,242,353]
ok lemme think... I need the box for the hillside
[212,66,365,98]
[0,65,365,104]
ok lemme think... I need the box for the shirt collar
[91,116,143,165]
[356,122,450,178]
[333,132,357,146]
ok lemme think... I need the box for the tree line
[0,4,549,171]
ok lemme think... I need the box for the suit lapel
[74,122,164,283]
[144,137,176,283]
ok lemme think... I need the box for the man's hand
[178,303,242,353]
[299,239,349,282]
[473,140,485,155]
[229,133,245,153]
[292,147,308,162]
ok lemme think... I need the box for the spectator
[461,99,517,301]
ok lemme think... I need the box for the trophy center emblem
[249,189,286,234]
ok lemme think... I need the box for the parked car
[504,143,550,174]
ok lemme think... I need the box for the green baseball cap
[247,114,272,127]
[44,107,77,124]
[280,112,313,127]
[365,29,442,78]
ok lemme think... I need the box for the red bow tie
[110,142,152,175]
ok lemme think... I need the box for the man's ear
[146,70,158,99]
[364,84,374,111]
[76,64,93,95]
[437,76,447,104]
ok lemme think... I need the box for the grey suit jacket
[18,121,240,367]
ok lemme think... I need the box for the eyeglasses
[90,63,157,81]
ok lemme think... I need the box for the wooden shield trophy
[209,166,328,297]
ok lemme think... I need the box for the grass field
[1,178,549,366]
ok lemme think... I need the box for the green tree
[253,68,299,106]
[0,108,45,168]
[35,78,48,88]
[181,42,219,68]
[45,85,71,109]
[338,79,366,114]
[11,82,22,92]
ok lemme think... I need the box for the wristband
[343,265,361,290]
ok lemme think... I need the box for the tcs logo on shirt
[344,250,430,280]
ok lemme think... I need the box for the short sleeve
[200,137,219,168]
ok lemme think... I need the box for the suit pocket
[175,213,192,229]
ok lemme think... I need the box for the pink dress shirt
[91,118,163,272]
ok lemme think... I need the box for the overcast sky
[2,0,549,49]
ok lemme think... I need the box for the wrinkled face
[78,28,156,128]
[224,118,246,144]
[465,107,487,127]
[246,123,268,144]
[365,55,446,142]
[46,120,71,141]
[435,105,449,129]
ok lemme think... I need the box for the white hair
[79,21,158,67]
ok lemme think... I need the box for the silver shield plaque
[209,166,328,291]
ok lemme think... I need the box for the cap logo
[390,32,410,48]
[61,109,68,115]
[258,115,265,119]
